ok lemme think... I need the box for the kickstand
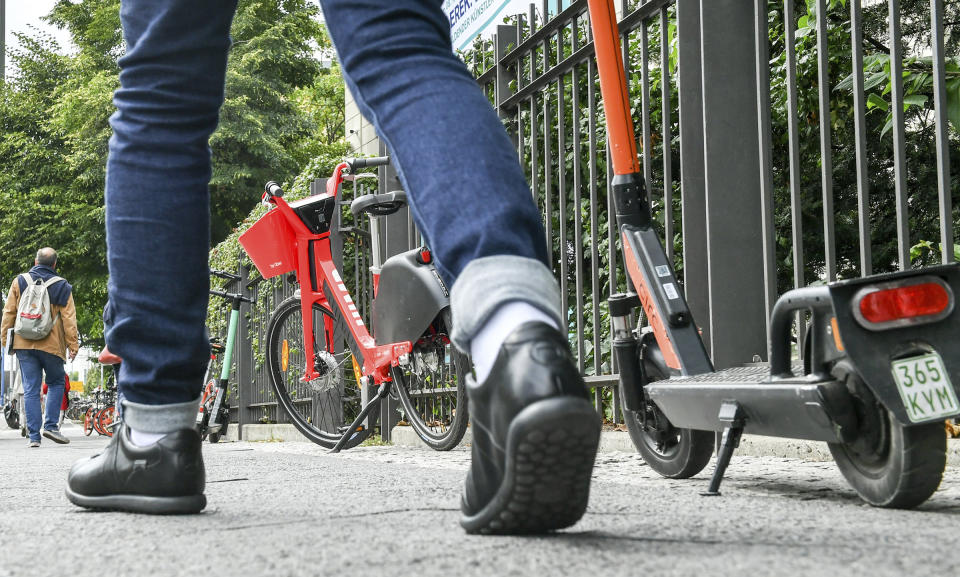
[329,379,391,454]
[701,401,745,497]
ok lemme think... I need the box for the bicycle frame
[243,164,411,386]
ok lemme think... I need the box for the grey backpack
[14,273,64,340]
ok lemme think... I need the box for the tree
[0,0,339,344]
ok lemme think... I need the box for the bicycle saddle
[350,190,407,218]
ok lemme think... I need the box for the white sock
[469,301,559,383]
[129,429,166,447]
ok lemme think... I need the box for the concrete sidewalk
[4,417,960,576]
[231,423,960,466]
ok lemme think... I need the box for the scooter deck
[645,364,850,443]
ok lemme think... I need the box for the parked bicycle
[83,372,117,437]
[239,157,470,451]
[196,269,253,443]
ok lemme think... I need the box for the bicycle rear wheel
[266,295,371,449]
[392,308,470,450]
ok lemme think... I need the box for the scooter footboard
[645,365,850,442]
[828,263,960,425]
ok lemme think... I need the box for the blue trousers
[16,350,67,442]
[105,0,548,414]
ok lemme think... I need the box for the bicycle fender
[373,248,450,345]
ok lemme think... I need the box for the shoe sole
[42,430,70,444]
[460,397,601,535]
[65,488,206,515]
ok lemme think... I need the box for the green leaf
[867,93,889,111]
[902,94,927,108]
[947,79,960,131]
[880,115,894,138]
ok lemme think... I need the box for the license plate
[891,352,958,423]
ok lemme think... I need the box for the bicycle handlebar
[346,156,390,171]
[264,181,284,199]
[209,289,254,304]
[210,269,241,281]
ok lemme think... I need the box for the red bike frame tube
[587,0,640,175]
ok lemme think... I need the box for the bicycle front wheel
[266,295,371,449]
[392,308,470,450]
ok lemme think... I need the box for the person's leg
[319,0,600,534]
[38,352,67,437]
[16,351,43,444]
[67,0,237,514]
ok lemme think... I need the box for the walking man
[66,0,601,534]
[1,247,79,447]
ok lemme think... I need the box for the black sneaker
[460,322,601,534]
[42,429,70,444]
[66,423,206,514]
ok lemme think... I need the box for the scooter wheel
[621,335,713,479]
[828,361,946,509]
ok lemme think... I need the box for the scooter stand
[701,401,745,497]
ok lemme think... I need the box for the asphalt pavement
[2,421,959,577]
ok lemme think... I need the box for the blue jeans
[16,350,67,442]
[106,0,554,428]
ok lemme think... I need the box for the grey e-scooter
[587,0,959,508]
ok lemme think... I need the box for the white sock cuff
[449,255,562,352]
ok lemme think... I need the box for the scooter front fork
[610,293,644,412]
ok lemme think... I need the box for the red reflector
[859,282,951,324]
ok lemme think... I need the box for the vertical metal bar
[543,0,553,264]
[573,34,585,374]
[677,0,709,346]
[529,5,538,203]
[236,262,250,440]
[784,0,806,347]
[531,96,539,203]
[641,25,653,193]
[850,0,871,276]
[516,18,525,167]
[660,7,674,264]
[530,3,538,75]
[0,0,5,83]
[558,71,569,328]
[816,0,836,281]
[889,0,909,270]
[755,0,776,326]
[589,57,601,378]
[544,93,553,267]
[931,0,953,264]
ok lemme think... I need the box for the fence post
[696,0,768,368]
[236,259,252,440]
[676,0,710,353]
[495,25,518,146]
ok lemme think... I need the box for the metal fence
[222,0,956,436]
[465,0,956,419]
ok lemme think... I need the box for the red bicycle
[240,156,470,451]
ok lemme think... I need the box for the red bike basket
[239,208,296,279]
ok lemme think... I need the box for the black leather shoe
[66,424,206,514]
[460,322,601,534]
